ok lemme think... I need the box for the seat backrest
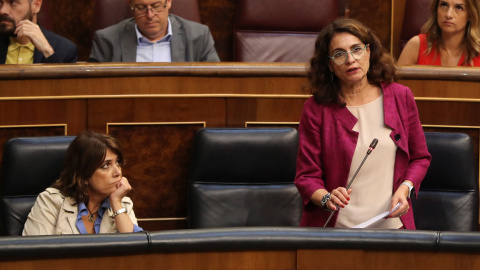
[170,0,201,23]
[0,136,75,236]
[188,128,301,228]
[412,132,478,231]
[399,0,431,51]
[92,0,201,35]
[233,0,339,62]
[92,0,131,34]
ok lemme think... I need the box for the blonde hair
[421,0,480,65]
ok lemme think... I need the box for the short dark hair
[51,130,124,205]
[307,18,396,105]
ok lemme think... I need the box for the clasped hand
[109,177,132,208]
[15,20,54,58]
[326,187,351,211]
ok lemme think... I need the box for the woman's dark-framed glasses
[131,0,167,16]
[328,44,369,65]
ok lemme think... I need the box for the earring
[330,72,335,82]
[83,182,89,197]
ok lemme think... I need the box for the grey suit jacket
[89,14,220,62]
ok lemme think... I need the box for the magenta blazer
[295,82,431,229]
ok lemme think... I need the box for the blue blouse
[76,198,143,234]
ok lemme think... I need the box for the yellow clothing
[5,37,35,64]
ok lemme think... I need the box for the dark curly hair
[51,130,124,205]
[307,18,396,105]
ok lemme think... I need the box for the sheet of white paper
[352,203,402,229]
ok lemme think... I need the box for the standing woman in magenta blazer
[295,18,431,229]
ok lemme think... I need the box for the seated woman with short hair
[23,130,142,235]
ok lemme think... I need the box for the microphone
[347,138,378,189]
[366,138,378,155]
[323,138,378,227]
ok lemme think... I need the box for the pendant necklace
[87,208,98,223]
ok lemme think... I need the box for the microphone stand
[323,138,378,227]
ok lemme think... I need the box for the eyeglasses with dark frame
[328,44,369,65]
[131,0,168,17]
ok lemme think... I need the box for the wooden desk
[2,228,480,270]
[0,63,478,230]
[3,249,479,270]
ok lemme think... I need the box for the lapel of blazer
[33,50,43,63]
[62,197,79,234]
[169,15,185,62]
[121,18,138,62]
[332,103,358,132]
[383,83,409,155]
[64,200,118,234]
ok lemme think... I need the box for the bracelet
[401,182,414,199]
[320,193,331,210]
[109,207,126,219]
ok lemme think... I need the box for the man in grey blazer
[89,0,219,62]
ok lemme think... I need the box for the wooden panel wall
[391,0,407,58]
[297,249,480,270]
[0,250,298,270]
[107,123,205,230]
[40,0,96,61]
[198,0,238,61]
[349,0,392,51]
[41,0,392,61]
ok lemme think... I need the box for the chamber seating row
[39,0,202,39]
[38,0,342,62]
[0,129,478,236]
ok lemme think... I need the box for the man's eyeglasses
[328,44,369,65]
[131,0,167,17]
